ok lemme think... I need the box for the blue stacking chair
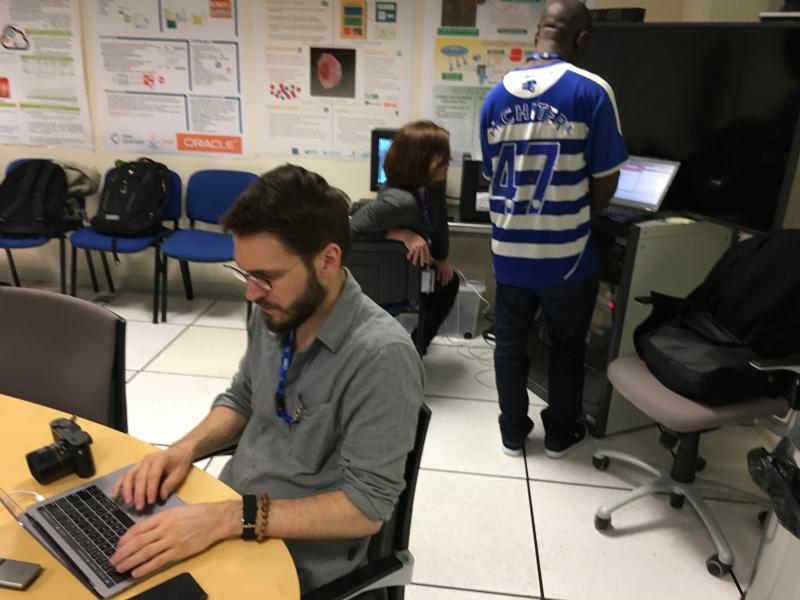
[69,169,183,324]
[158,169,257,322]
[0,159,75,293]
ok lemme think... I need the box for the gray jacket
[350,184,450,260]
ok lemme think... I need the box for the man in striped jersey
[479,0,628,458]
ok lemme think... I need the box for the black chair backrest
[346,241,421,309]
[367,403,431,560]
[0,287,127,432]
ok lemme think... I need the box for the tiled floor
[75,287,771,599]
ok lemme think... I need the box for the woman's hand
[434,259,455,286]
[387,228,431,266]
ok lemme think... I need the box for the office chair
[69,169,183,323]
[0,286,127,432]
[0,159,75,293]
[158,169,257,322]
[592,353,797,576]
[345,241,424,356]
[302,403,431,600]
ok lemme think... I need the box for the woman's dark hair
[221,164,351,262]
[383,120,450,188]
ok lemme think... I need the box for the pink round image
[316,53,343,89]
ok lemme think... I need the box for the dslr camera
[26,417,96,484]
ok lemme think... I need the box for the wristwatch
[241,494,257,540]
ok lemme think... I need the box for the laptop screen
[611,156,680,211]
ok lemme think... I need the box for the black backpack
[91,158,170,237]
[0,160,71,235]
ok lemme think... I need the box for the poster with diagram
[0,0,93,148]
[420,0,545,160]
[91,0,247,156]
[255,0,415,159]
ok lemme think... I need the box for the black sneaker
[500,417,533,457]
[544,424,587,459]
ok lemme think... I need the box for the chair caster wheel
[758,510,769,527]
[669,492,685,509]
[593,455,610,471]
[594,514,611,530]
[706,554,731,577]
[696,456,707,472]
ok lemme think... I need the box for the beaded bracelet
[256,493,271,542]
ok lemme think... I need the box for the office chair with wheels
[345,241,424,356]
[0,286,127,432]
[69,169,183,323]
[158,169,257,322]
[302,403,431,600]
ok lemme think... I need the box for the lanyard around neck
[417,191,433,247]
[275,329,300,425]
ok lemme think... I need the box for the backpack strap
[29,161,58,222]
[0,161,44,223]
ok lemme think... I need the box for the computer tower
[458,159,491,223]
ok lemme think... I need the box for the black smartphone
[129,572,207,600]
[0,557,42,590]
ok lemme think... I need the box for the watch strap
[241,494,257,540]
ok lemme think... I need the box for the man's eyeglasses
[223,264,274,291]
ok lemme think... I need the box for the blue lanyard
[418,192,433,247]
[275,330,300,425]
[526,52,562,61]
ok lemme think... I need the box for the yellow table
[0,395,299,598]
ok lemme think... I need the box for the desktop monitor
[370,128,396,192]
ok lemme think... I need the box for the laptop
[601,155,681,223]
[0,466,185,598]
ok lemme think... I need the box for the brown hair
[383,120,450,188]
[221,164,351,262]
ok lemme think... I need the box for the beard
[257,264,327,334]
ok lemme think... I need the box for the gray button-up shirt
[212,270,424,592]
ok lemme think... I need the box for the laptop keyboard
[36,485,135,588]
[600,205,652,223]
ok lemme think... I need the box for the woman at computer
[351,120,459,356]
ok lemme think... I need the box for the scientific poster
[91,0,247,156]
[0,0,93,148]
[420,0,546,160]
[255,0,415,160]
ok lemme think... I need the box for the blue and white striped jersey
[479,60,628,289]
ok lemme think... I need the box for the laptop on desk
[601,155,681,223]
[0,466,185,598]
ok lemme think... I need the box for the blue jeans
[494,275,599,446]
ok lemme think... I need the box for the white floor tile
[424,343,544,406]
[125,321,186,371]
[145,326,246,378]
[193,299,249,329]
[524,414,767,498]
[406,585,536,600]
[101,292,214,324]
[410,470,540,597]
[422,397,525,479]
[205,456,232,479]
[531,480,758,600]
[125,372,230,445]
[125,370,138,383]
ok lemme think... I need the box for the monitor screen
[370,128,397,192]
[579,23,800,231]
[612,157,680,211]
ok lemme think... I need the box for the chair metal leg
[179,260,194,300]
[152,248,160,324]
[70,245,78,296]
[681,485,735,566]
[4,248,21,287]
[84,249,100,293]
[58,236,66,294]
[100,252,115,293]
[596,476,673,520]
[161,256,168,322]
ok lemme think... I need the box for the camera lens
[26,440,73,485]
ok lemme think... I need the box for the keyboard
[600,205,653,223]
[36,485,135,588]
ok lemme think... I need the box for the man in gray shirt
[109,164,424,592]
